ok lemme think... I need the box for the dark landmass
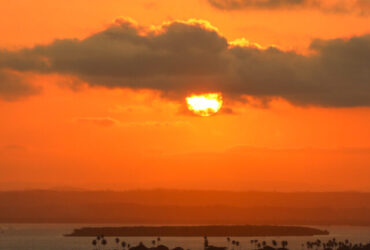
[66,225,329,237]
[1,190,370,225]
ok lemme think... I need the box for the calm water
[0,224,369,250]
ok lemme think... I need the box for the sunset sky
[1,0,370,192]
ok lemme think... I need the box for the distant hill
[0,190,370,225]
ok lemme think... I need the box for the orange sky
[0,0,370,191]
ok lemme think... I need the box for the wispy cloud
[74,116,192,128]
[208,0,370,15]
[75,117,120,127]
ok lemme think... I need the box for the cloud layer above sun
[0,18,369,107]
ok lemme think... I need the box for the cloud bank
[208,0,370,15]
[0,18,369,107]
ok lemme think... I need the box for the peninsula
[66,225,329,237]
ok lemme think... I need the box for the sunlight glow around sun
[186,93,223,117]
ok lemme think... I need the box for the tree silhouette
[227,237,231,250]
[122,241,127,250]
[101,239,107,250]
[272,240,277,247]
[204,237,209,249]
[92,239,98,250]
[95,236,101,250]
[281,241,288,250]
[115,238,120,250]
[255,240,259,250]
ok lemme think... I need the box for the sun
[186,93,223,117]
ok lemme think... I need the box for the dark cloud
[0,70,41,101]
[0,19,369,107]
[207,0,369,14]
[227,35,370,107]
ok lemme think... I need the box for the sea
[0,224,369,250]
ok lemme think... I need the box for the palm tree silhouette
[272,240,277,248]
[92,239,98,250]
[101,239,107,250]
[257,243,261,249]
[255,240,259,250]
[306,241,311,250]
[281,241,288,250]
[95,236,102,250]
[121,241,127,250]
[204,237,209,249]
[115,238,120,250]
[316,240,321,250]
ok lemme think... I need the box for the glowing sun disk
[186,93,223,117]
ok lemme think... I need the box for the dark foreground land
[66,225,329,237]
